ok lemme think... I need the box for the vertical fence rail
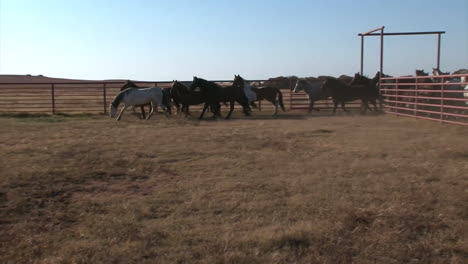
[414,78,418,117]
[51,84,55,114]
[440,77,444,122]
[289,79,293,108]
[103,83,107,115]
[395,79,399,115]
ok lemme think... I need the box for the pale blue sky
[0,0,467,80]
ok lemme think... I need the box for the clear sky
[0,0,467,81]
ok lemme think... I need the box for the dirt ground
[0,111,467,263]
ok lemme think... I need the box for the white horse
[293,79,328,112]
[462,76,468,106]
[110,87,168,120]
[240,78,257,103]
[432,69,468,106]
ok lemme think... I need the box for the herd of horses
[109,68,467,121]
[109,73,382,120]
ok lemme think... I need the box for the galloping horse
[110,87,168,120]
[190,77,251,119]
[322,77,371,113]
[349,72,383,111]
[120,80,172,118]
[120,80,149,118]
[232,75,285,116]
[170,80,205,115]
[292,79,328,113]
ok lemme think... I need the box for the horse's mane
[121,80,140,91]
[193,77,223,90]
[111,89,129,107]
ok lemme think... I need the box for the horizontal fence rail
[381,73,468,126]
[0,80,363,115]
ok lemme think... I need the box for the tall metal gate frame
[359,26,468,126]
[358,26,446,80]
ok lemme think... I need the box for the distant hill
[0,74,105,83]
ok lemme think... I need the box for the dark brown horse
[349,72,383,111]
[170,81,205,115]
[322,77,371,113]
[232,75,285,116]
[190,77,251,119]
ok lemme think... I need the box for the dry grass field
[0,111,467,263]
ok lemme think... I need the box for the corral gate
[359,26,468,126]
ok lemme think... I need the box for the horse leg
[371,99,378,112]
[161,104,169,117]
[341,102,349,113]
[146,102,155,120]
[250,102,258,109]
[332,100,338,114]
[175,102,181,114]
[140,105,146,119]
[273,102,279,116]
[199,103,209,120]
[225,101,234,119]
[117,105,128,120]
[242,103,251,116]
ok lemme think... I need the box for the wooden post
[289,78,293,110]
[103,83,107,115]
[51,84,55,114]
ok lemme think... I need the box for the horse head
[350,73,368,86]
[233,74,245,89]
[416,69,429,76]
[120,80,138,91]
[292,79,306,93]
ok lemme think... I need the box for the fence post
[440,77,444,122]
[51,84,56,114]
[414,78,418,117]
[103,83,107,115]
[289,79,293,110]
[395,79,399,116]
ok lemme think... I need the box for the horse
[120,80,173,117]
[322,77,371,113]
[189,76,251,119]
[463,76,468,106]
[170,80,205,115]
[292,79,328,113]
[432,68,450,79]
[349,72,383,111]
[109,87,168,120]
[120,80,149,119]
[233,75,285,116]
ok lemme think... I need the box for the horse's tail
[277,89,286,111]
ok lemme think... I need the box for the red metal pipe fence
[380,73,468,126]
[0,79,364,114]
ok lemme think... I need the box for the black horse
[120,80,173,118]
[322,77,372,113]
[232,75,286,116]
[170,80,206,115]
[349,72,383,111]
[189,77,251,119]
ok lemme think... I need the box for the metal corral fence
[380,73,468,126]
[0,79,362,114]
